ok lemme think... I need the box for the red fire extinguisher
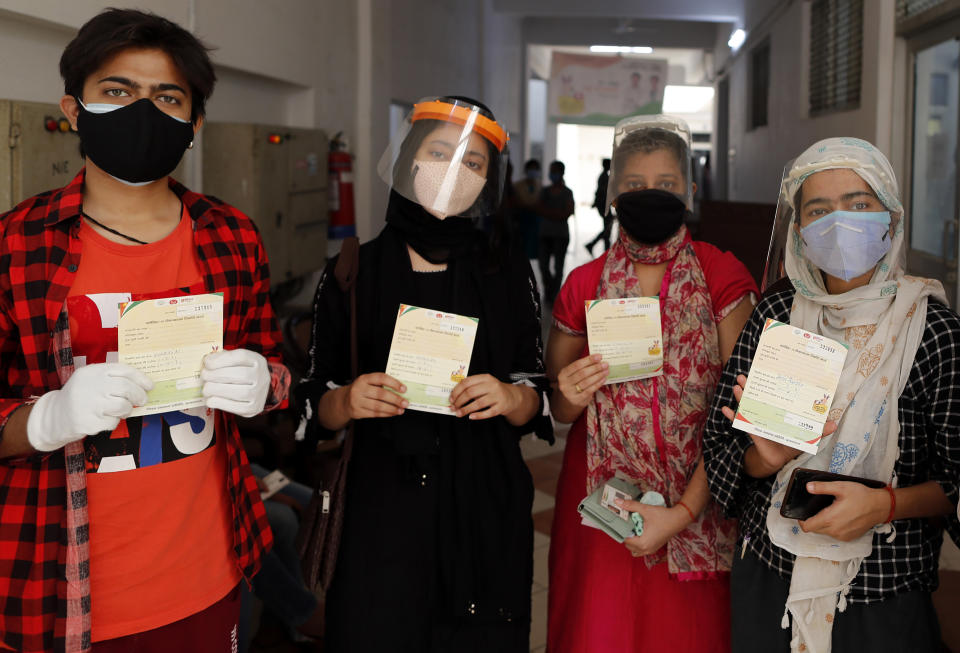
[328,132,356,239]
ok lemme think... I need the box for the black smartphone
[779,467,886,521]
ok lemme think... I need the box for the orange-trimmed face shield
[377,97,509,219]
[411,100,509,152]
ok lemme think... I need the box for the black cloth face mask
[384,190,478,264]
[76,98,195,184]
[614,189,688,245]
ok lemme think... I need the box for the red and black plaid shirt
[0,170,289,653]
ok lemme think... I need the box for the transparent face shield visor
[604,115,694,216]
[762,159,798,293]
[376,97,510,219]
[764,158,903,292]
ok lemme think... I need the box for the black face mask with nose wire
[614,189,689,245]
[76,97,195,184]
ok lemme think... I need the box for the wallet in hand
[578,477,667,543]
[780,467,886,520]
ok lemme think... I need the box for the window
[749,40,770,129]
[809,0,863,115]
[896,0,949,20]
[930,72,949,105]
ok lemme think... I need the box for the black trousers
[538,236,568,301]
[731,550,942,653]
[586,214,614,252]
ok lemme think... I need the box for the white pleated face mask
[411,160,486,219]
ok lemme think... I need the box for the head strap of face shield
[411,100,509,152]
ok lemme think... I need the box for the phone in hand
[779,467,886,521]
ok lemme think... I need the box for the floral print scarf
[585,225,736,577]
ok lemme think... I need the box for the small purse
[297,236,360,593]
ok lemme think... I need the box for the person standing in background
[585,158,613,256]
[538,160,575,302]
[512,159,542,260]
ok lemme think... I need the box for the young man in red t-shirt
[0,9,289,652]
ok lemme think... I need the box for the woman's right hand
[721,373,835,477]
[341,372,408,420]
[557,354,609,409]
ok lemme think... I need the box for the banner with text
[549,52,668,125]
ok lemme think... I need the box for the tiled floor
[519,426,569,653]
[520,427,960,653]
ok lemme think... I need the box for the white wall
[0,0,525,245]
[482,0,525,162]
[0,0,346,192]
[351,0,525,241]
[714,0,898,203]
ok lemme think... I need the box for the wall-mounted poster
[548,52,668,125]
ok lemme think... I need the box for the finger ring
[575,383,583,393]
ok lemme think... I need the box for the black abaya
[301,220,551,653]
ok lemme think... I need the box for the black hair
[524,158,541,171]
[602,158,611,169]
[391,95,506,216]
[549,160,565,175]
[60,8,216,123]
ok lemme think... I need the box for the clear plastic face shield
[377,97,510,219]
[762,154,901,292]
[761,160,797,292]
[605,115,694,215]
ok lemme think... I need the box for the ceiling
[491,0,746,23]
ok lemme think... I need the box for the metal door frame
[901,18,960,306]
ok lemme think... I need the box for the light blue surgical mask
[800,210,892,281]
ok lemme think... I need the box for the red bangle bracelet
[677,500,696,524]
[884,485,896,524]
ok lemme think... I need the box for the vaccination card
[118,293,224,417]
[732,319,847,454]
[585,297,663,384]
[384,304,479,415]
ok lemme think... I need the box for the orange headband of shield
[411,100,509,152]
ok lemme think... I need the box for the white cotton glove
[200,349,271,418]
[27,363,154,452]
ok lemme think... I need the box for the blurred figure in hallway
[538,160,575,302]
[585,158,613,256]
[512,158,543,260]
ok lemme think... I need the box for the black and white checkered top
[703,287,960,603]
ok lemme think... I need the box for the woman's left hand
[798,481,890,542]
[617,500,691,558]
[449,374,520,420]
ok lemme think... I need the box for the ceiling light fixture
[728,28,746,51]
[589,45,654,54]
